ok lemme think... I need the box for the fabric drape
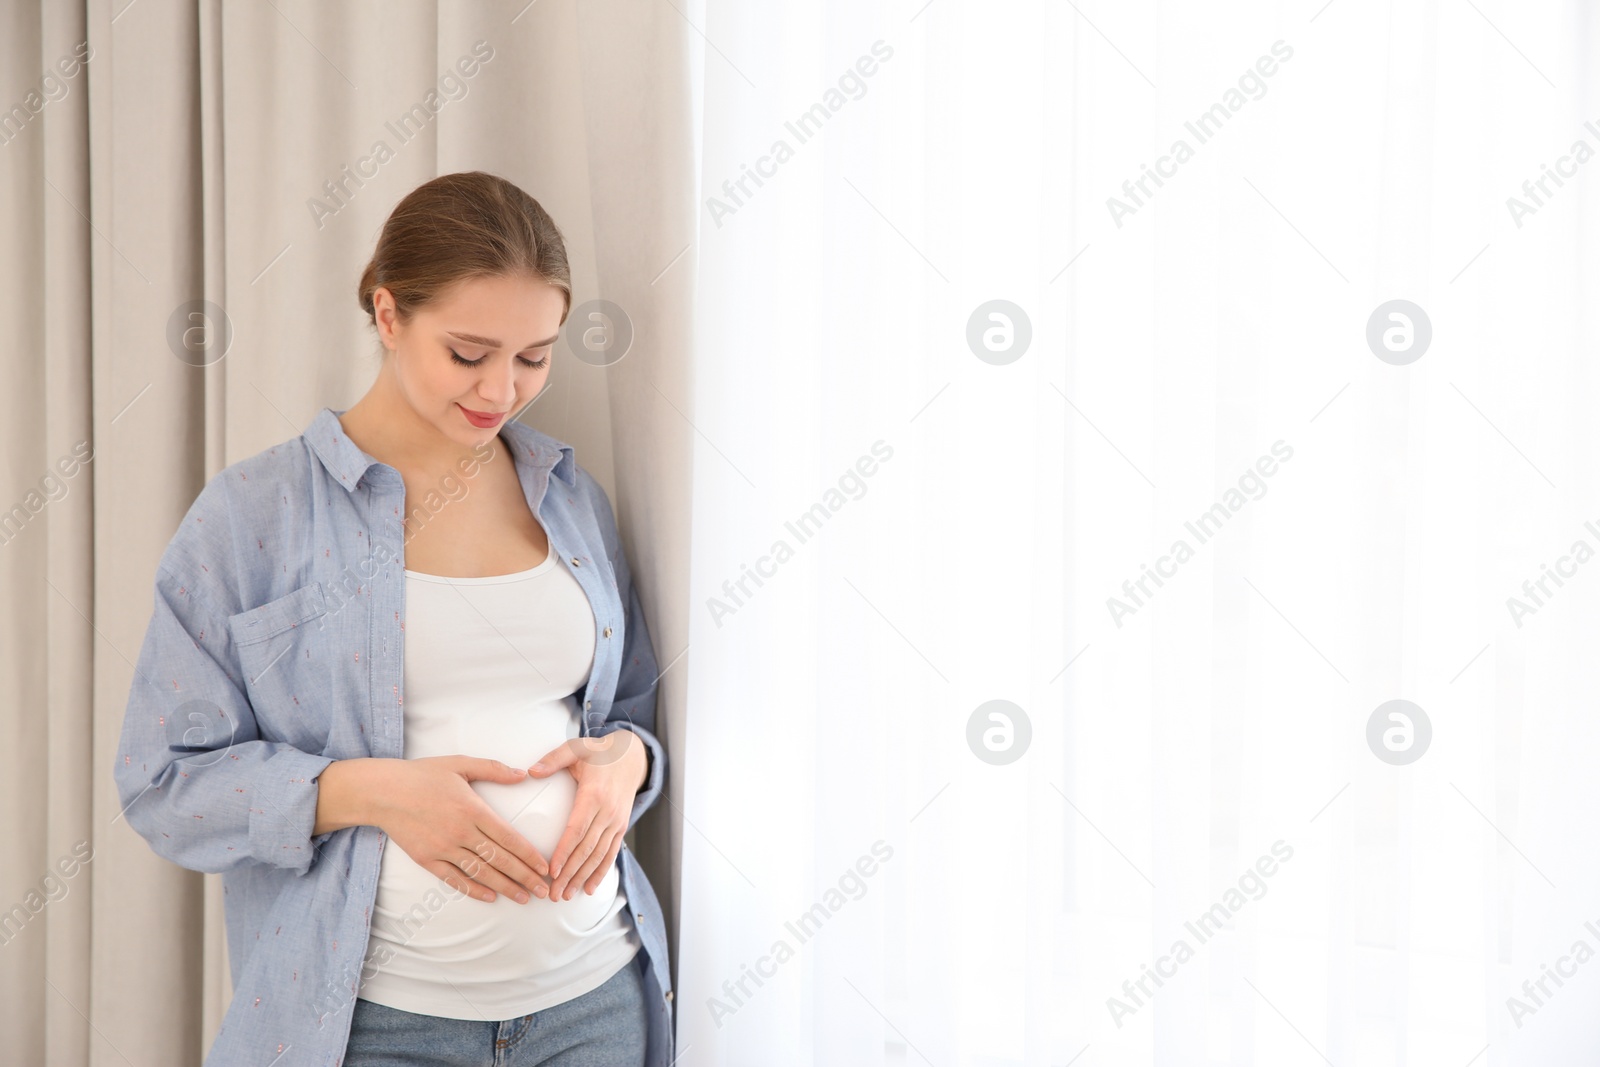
[3,2,690,1063]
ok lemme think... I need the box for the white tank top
[356,549,639,1019]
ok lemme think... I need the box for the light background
[2,0,1595,1064]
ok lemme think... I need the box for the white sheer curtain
[677,1,1599,1063]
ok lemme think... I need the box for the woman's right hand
[368,756,552,904]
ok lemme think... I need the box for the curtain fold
[5,1,692,1063]
[5,0,1600,1064]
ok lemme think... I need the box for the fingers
[427,860,497,904]
[550,818,611,901]
[483,818,551,882]
[470,823,552,898]
[569,829,621,899]
[548,803,598,887]
[583,832,625,895]
[429,745,629,906]
[460,756,529,784]
[456,845,541,904]
[528,738,580,775]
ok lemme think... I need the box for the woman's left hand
[526,729,648,901]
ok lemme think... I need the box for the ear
[373,287,400,351]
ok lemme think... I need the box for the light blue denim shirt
[113,406,673,1066]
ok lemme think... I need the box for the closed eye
[451,350,550,370]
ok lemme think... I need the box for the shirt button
[584,700,592,710]
[665,990,673,1002]
[570,556,581,567]
[603,627,613,638]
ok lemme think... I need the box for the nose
[476,356,517,408]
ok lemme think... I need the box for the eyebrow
[445,330,560,350]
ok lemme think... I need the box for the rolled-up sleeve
[113,478,335,876]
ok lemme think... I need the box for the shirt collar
[304,406,576,493]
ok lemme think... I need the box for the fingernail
[531,762,546,772]
[515,891,529,903]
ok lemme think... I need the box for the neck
[339,375,499,476]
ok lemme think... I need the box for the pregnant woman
[113,172,673,1067]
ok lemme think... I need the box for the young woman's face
[375,273,564,448]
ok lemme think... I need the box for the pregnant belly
[369,770,625,970]
[474,767,582,863]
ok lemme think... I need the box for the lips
[458,404,506,428]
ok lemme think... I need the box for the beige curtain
[1,2,691,1062]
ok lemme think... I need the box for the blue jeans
[343,954,648,1066]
